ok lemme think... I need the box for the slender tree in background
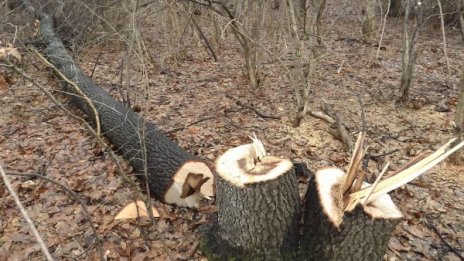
[362,0,377,40]
[399,0,422,102]
[452,65,464,161]
[458,0,464,42]
[199,0,269,88]
[285,0,326,127]
[388,0,403,16]
[316,0,327,45]
[240,0,268,88]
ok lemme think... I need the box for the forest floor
[1,1,464,260]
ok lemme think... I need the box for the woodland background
[0,0,464,260]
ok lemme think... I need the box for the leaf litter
[1,1,464,260]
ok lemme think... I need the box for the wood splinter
[301,167,403,261]
[301,135,464,260]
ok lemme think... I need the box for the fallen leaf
[132,252,147,261]
[0,74,8,94]
[0,46,21,62]
[114,200,160,220]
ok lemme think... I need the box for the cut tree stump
[21,2,214,207]
[301,168,402,261]
[200,139,300,260]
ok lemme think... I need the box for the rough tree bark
[300,168,402,260]
[455,65,464,135]
[362,0,377,40]
[389,0,404,16]
[399,0,422,102]
[316,0,327,45]
[21,1,214,207]
[452,65,464,161]
[459,0,464,42]
[200,140,300,260]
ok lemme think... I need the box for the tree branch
[0,165,54,261]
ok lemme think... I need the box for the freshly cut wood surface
[301,167,402,261]
[201,139,300,260]
[115,200,160,220]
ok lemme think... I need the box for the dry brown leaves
[1,2,464,260]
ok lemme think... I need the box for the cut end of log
[216,140,292,188]
[316,167,402,227]
[164,160,214,207]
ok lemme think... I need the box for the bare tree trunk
[244,42,259,88]
[164,2,185,63]
[362,0,377,40]
[455,65,464,129]
[221,0,268,88]
[399,0,422,102]
[211,12,222,49]
[300,0,307,16]
[299,0,307,26]
[389,0,404,16]
[286,0,305,110]
[285,0,322,127]
[452,65,464,162]
[316,0,327,45]
[100,0,129,32]
[458,0,464,42]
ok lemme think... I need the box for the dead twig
[3,62,140,195]
[6,172,104,260]
[436,0,451,78]
[165,115,217,134]
[90,49,103,78]
[308,110,335,125]
[376,0,390,59]
[187,241,200,258]
[363,148,400,171]
[191,16,218,62]
[0,165,54,261]
[226,94,281,120]
[322,102,353,151]
[424,218,464,260]
[357,94,366,132]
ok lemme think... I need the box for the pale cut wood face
[316,167,403,228]
[216,141,293,188]
[164,160,214,207]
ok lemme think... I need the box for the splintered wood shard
[300,167,402,260]
[341,132,366,196]
[201,137,300,260]
[348,139,464,208]
[115,200,160,220]
[249,132,267,161]
[215,136,292,187]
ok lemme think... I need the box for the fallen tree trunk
[22,2,213,207]
[200,139,300,260]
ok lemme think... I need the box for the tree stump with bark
[200,139,300,260]
[300,168,402,261]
